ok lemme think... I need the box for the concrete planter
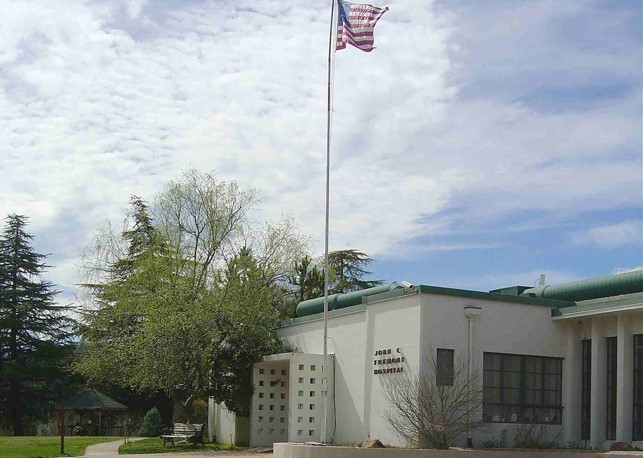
[274,443,643,458]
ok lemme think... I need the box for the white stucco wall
[274,289,643,449]
[278,290,572,447]
[278,292,427,445]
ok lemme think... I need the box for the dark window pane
[436,348,454,386]
[504,355,521,371]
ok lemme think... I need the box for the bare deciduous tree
[381,349,483,449]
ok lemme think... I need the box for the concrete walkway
[83,438,272,458]
[84,439,129,456]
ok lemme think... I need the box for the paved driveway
[84,439,272,458]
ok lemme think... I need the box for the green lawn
[119,437,242,454]
[0,436,121,458]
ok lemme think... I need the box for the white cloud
[0,0,639,301]
[612,266,643,274]
[571,221,642,249]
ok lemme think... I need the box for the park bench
[160,422,205,447]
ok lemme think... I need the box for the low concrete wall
[274,443,643,458]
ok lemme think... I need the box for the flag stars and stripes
[336,0,388,52]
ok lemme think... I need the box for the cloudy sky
[1,0,641,304]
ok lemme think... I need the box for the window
[310,365,316,371]
[298,377,304,383]
[259,368,264,374]
[259,381,264,387]
[634,334,643,440]
[269,416,274,422]
[281,382,286,387]
[606,337,617,440]
[298,390,304,397]
[310,378,316,384]
[310,391,316,397]
[297,416,303,423]
[483,352,562,424]
[280,405,285,411]
[298,364,304,370]
[309,430,315,436]
[270,369,275,375]
[270,393,274,399]
[258,416,263,422]
[280,417,285,423]
[281,393,286,399]
[297,430,302,436]
[281,369,287,375]
[259,392,264,398]
[258,405,264,410]
[269,405,274,411]
[309,416,315,423]
[581,339,591,440]
[309,404,315,410]
[297,403,303,410]
[436,348,454,386]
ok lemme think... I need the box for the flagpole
[322,0,337,446]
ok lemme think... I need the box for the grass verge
[0,436,121,458]
[119,437,243,454]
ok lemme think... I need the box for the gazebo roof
[64,388,128,411]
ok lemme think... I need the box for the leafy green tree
[288,255,326,304]
[0,214,75,435]
[287,249,382,309]
[75,171,299,417]
[209,248,287,415]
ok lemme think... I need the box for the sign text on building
[373,348,405,375]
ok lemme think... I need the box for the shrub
[193,399,207,423]
[139,407,163,437]
[513,423,561,449]
[482,429,507,448]
[382,348,483,449]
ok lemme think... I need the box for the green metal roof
[295,282,403,317]
[551,292,643,318]
[522,270,643,302]
[283,271,642,327]
[417,285,573,307]
[64,388,127,411]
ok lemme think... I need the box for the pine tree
[329,249,383,293]
[0,214,75,435]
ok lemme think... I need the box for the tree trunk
[9,224,23,436]
[9,379,23,436]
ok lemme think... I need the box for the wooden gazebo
[61,388,128,436]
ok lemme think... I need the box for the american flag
[336,0,388,52]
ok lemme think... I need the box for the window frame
[436,348,455,387]
[606,336,617,440]
[483,352,563,424]
[634,334,643,441]
[581,339,591,440]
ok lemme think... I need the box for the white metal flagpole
[322,0,337,445]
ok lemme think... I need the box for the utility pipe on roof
[464,306,481,448]
[521,269,643,301]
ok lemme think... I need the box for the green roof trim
[552,292,643,318]
[522,270,643,302]
[418,285,574,307]
[280,303,368,327]
[64,388,127,411]
[295,282,403,317]
[279,283,575,328]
